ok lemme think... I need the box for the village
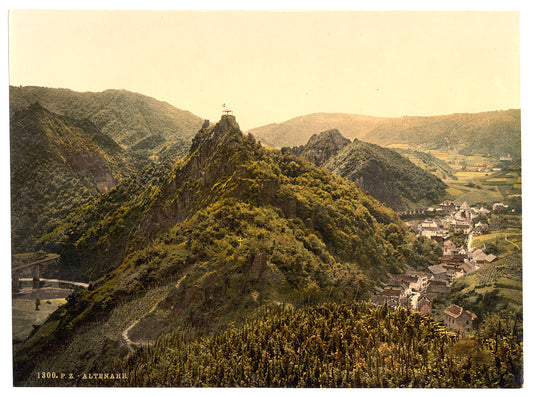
[372,200,509,334]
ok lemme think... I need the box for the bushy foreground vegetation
[106,302,522,387]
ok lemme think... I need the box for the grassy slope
[324,139,447,211]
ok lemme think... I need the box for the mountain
[10,102,137,253]
[9,86,205,155]
[363,110,521,160]
[284,130,447,211]
[249,110,521,160]
[14,115,442,385]
[248,113,389,147]
[282,129,351,166]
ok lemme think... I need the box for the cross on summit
[221,103,233,116]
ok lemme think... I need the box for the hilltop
[364,110,521,160]
[14,115,442,385]
[10,86,204,155]
[284,130,447,211]
[249,110,520,160]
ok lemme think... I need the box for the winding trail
[122,274,187,351]
[505,234,521,250]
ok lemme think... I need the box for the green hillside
[391,148,456,180]
[323,138,447,211]
[10,86,204,154]
[10,103,137,253]
[364,110,521,161]
[445,253,522,324]
[14,115,442,385]
[249,110,520,161]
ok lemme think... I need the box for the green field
[387,145,521,206]
[12,298,66,341]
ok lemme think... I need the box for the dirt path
[505,234,521,250]
[121,274,187,352]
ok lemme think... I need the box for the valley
[10,88,522,388]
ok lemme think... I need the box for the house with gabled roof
[478,207,490,216]
[444,304,477,333]
[426,279,450,297]
[439,200,456,213]
[417,293,433,316]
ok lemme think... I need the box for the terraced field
[448,252,522,320]
[472,232,522,254]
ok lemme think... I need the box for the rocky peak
[190,114,242,154]
[307,128,351,149]
[283,128,351,166]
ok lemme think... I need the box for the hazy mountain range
[249,109,521,160]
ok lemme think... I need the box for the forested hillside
[391,148,456,180]
[10,86,204,155]
[323,138,447,211]
[10,103,137,253]
[14,115,442,385]
[250,110,520,161]
[284,130,447,211]
[363,110,521,160]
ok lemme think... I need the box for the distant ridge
[10,86,204,152]
[249,109,521,160]
[248,112,390,147]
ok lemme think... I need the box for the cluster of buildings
[372,200,502,334]
[407,201,492,243]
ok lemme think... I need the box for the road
[19,278,89,288]
[467,232,474,251]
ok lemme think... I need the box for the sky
[8,9,521,131]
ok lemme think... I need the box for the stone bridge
[11,255,60,293]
